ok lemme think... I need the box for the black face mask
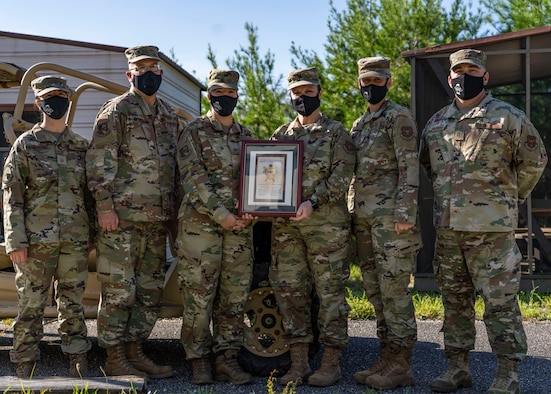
[450,72,486,100]
[132,70,162,96]
[210,95,238,116]
[291,94,320,116]
[39,96,70,120]
[360,84,388,104]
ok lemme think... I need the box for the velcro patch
[525,135,539,151]
[401,126,414,140]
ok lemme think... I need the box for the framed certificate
[239,140,303,216]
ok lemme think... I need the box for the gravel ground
[1,318,551,393]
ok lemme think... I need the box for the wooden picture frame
[239,140,303,217]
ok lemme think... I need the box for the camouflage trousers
[96,220,167,349]
[434,229,527,361]
[354,215,420,347]
[176,210,253,359]
[269,220,352,348]
[10,241,91,363]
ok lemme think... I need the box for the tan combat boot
[126,341,173,379]
[215,349,253,385]
[307,346,342,387]
[487,357,519,394]
[354,339,390,384]
[68,353,88,378]
[192,358,213,385]
[104,344,147,377]
[15,361,35,378]
[364,343,414,390]
[279,343,312,386]
[430,350,472,392]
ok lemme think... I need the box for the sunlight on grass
[345,262,551,322]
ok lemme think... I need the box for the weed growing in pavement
[266,370,297,394]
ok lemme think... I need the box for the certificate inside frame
[239,140,302,217]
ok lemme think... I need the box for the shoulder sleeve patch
[525,135,539,151]
[95,120,111,137]
[400,126,415,140]
[344,140,356,154]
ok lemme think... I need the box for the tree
[482,0,551,32]
[291,0,485,127]
[199,45,219,116]
[206,23,292,139]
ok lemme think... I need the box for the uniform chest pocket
[26,146,56,186]
[304,136,331,173]
[125,116,155,160]
[64,147,87,179]
[466,127,512,165]
[468,128,513,163]
[199,138,225,171]
[353,119,388,156]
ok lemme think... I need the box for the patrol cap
[357,57,391,79]
[287,67,320,90]
[124,45,161,63]
[207,69,240,91]
[449,48,486,70]
[31,75,71,97]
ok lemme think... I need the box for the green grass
[346,263,551,321]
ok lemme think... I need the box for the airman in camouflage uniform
[86,45,177,379]
[269,67,355,388]
[2,76,92,378]
[350,57,421,390]
[420,48,548,394]
[176,69,254,385]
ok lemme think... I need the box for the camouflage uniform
[86,74,178,348]
[348,57,421,390]
[420,53,548,362]
[350,61,421,348]
[269,71,355,348]
[177,110,253,358]
[2,76,92,363]
[176,70,253,362]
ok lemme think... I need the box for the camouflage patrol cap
[207,69,240,91]
[287,67,320,90]
[31,75,71,97]
[449,48,486,70]
[124,45,161,63]
[357,57,391,79]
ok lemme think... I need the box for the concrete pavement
[1,318,550,393]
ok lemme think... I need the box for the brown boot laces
[193,359,211,374]
[225,355,242,371]
[192,358,213,383]
[16,361,34,378]
[115,346,138,371]
[318,350,340,373]
[134,346,157,367]
[374,353,394,371]
[374,357,405,377]
[438,358,467,381]
[69,354,87,376]
[280,345,311,384]
[492,359,518,389]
